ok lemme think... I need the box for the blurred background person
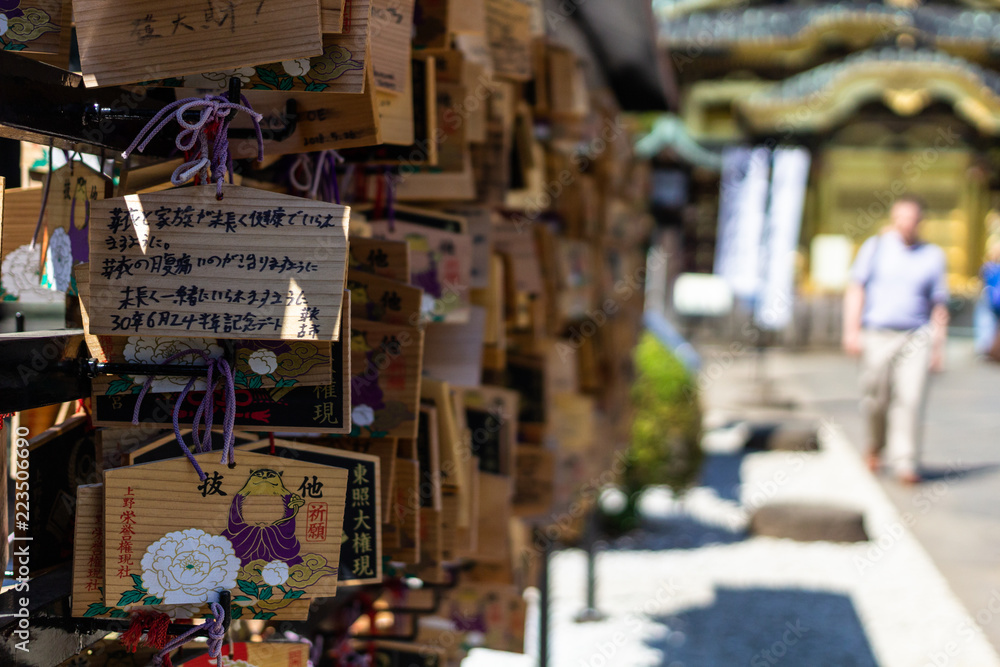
[842,195,949,485]
[975,239,1000,359]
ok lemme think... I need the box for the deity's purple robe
[222,493,303,566]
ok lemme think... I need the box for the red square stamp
[306,502,328,542]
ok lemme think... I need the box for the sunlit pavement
[466,338,1000,666]
[732,339,1000,655]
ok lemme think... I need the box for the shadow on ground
[919,462,1000,482]
[647,587,879,667]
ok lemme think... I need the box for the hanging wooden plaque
[238,439,382,585]
[387,458,419,563]
[73,0,324,87]
[175,642,310,666]
[321,0,346,32]
[91,294,352,433]
[484,0,532,81]
[451,385,517,476]
[40,161,104,291]
[0,185,67,304]
[368,216,472,324]
[88,335,333,396]
[87,184,348,341]
[232,63,382,158]
[347,268,423,326]
[350,318,423,440]
[103,451,348,620]
[348,237,410,282]
[176,0,372,95]
[371,0,414,94]
[72,483,311,620]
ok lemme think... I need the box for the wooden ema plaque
[87,184,348,341]
[172,0,372,95]
[350,318,424,440]
[387,458,419,563]
[103,451,347,621]
[371,0,415,94]
[40,161,104,288]
[238,439,382,585]
[347,268,422,326]
[348,237,410,282]
[369,215,473,324]
[88,335,333,397]
[321,0,346,33]
[233,64,381,158]
[296,436,396,523]
[452,385,517,476]
[176,642,310,666]
[73,0,324,87]
[73,483,310,621]
[91,294,351,433]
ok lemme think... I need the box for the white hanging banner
[755,146,811,330]
[714,146,770,300]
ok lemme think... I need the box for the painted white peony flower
[281,58,311,77]
[420,293,436,317]
[247,349,278,375]
[42,227,73,292]
[0,15,7,37]
[351,404,375,427]
[123,336,222,392]
[260,560,289,587]
[140,529,240,605]
[0,244,63,304]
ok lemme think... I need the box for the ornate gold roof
[737,48,1000,134]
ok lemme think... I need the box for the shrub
[623,332,703,496]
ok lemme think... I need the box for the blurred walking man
[842,195,949,484]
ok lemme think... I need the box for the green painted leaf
[131,574,146,591]
[275,378,297,388]
[369,430,389,438]
[4,44,27,52]
[255,67,280,87]
[305,82,329,92]
[230,604,243,619]
[117,589,146,606]
[233,595,251,602]
[278,77,294,91]
[234,370,248,387]
[283,589,305,600]
[143,596,163,605]
[258,585,273,601]
[252,84,273,90]
[83,603,111,617]
[236,579,259,598]
[109,609,130,619]
[107,379,135,395]
[247,375,263,389]
[254,612,276,620]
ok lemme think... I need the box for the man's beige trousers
[859,327,933,476]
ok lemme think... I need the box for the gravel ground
[465,416,1000,667]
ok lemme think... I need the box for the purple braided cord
[152,601,226,667]
[122,94,264,197]
[129,348,237,479]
